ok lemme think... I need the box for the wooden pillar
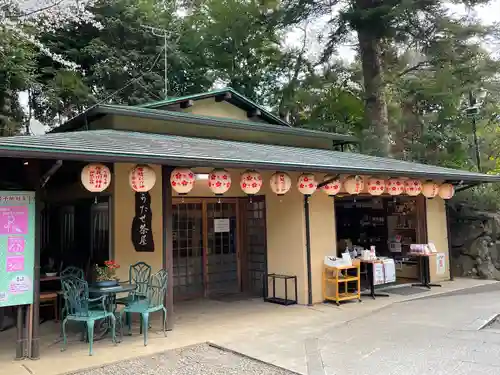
[161,166,174,330]
[29,161,42,359]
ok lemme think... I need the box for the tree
[281,0,495,156]
[0,23,35,135]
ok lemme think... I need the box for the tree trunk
[356,23,390,156]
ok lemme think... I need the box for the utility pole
[466,91,481,172]
[141,25,169,99]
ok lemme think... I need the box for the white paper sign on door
[214,218,230,233]
[436,253,446,275]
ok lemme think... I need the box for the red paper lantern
[81,163,111,193]
[240,170,262,195]
[320,175,341,196]
[438,183,455,199]
[367,178,385,196]
[270,172,292,196]
[297,173,317,195]
[344,175,364,195]
[208,169,231,195]
[386,178,404,196]
[422,181,439,198]
[170,168,195,195]
[129,164,156,192]
[404,179,422,196]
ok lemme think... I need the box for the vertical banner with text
[0,191,35,307]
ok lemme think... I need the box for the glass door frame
[172,197,242,298]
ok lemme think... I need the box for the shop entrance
[172,197,267,300]
[335,196,427,282]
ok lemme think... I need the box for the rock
[450,203,500,280]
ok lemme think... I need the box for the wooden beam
[247,109,261,118]
[161,165,174,330]
[180,100,194,109]
[215,92,232,102]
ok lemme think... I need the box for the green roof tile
[0,129,498,183]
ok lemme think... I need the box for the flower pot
[94,280,118,288]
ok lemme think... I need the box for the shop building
[0,88,498,358]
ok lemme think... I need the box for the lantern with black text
[422,181,439,198]
[240,170,262,195]
[297,173,317,195]
[344,175,364,195]
[170,168,195,195]
[208,169,231,195]
[386,178,404,196]
[367,178,385,196]
[129,164,156,192]
[270,172,291,196]
[404,179,422,196]
[81,163,111,193]
[438,183,455,200]
[320,175,341,196]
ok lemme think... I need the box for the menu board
[0,192,35,307]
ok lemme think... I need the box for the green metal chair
[116,262,152,328]
[116,262,152,304]
[59,266,86,336]
[119,269,167,346]
[60,266,85,280]
[61,277,117,356]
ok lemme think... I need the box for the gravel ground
[68,343,295,375]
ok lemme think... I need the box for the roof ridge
[137,87,290,127]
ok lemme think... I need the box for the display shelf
[322,263,361,306]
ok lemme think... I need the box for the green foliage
[3,0,500,210]
[0,24,35,135]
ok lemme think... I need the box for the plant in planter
[94,260,120,287]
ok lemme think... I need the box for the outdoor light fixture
[23,161,29,165]
[195,173,209,180]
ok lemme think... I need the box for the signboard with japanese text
[0,191,35,307]
[436,253,446,275]
[131,192,154,252]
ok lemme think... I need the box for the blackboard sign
[131,192,155,252]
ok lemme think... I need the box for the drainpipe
[445,200,454,281]
[304,195,313,306]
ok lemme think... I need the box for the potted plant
[94,260,120,287]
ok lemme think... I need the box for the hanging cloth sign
[131,192,154,252]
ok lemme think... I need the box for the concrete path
[2,277,498,375]
[217,283,500,374]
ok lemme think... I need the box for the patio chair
[61,277,117,356]
[116,262,152,327]
[117,262,152,305]
[119,269,167,346]
[59,266,86,333]
[60,266,85,280]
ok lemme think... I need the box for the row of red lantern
[81,164,454,200]
[170,168,455,199]
[81,163,158,193]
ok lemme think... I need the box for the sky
[284,0,500,61]
[22,0,500,135]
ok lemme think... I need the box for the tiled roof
[138,87,290,127]
[0,129,497,183]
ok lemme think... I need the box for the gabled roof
[138,87,290,127]
[0,129,498,183]
[50,104,357,145]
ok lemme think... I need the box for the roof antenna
[141,25,170,99]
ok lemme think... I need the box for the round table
[88,283,137,341]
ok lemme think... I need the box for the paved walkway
[1,277,498,375]
[218,282,500,374]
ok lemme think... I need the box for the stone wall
[450,203,500,279]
